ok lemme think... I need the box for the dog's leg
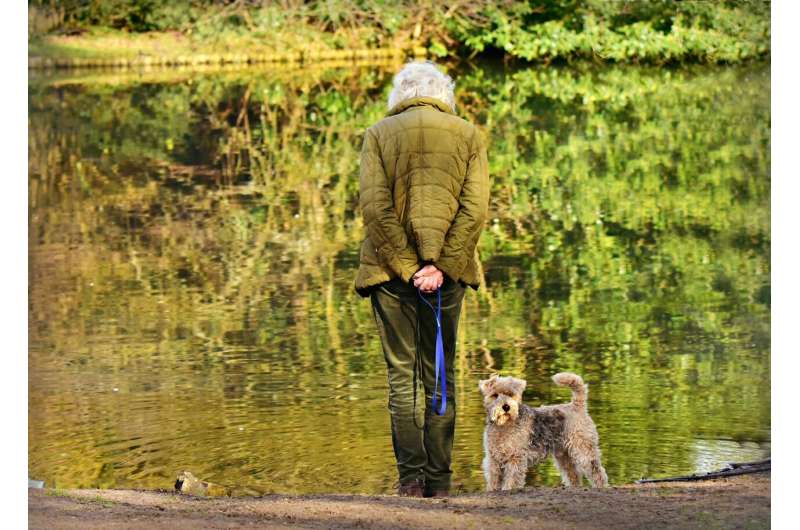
[554,449,581,487]
[570,444,608,488]
[588,456,609,487]
[500,456,527,491]
[564,429,603,487]
[572,438,608,488]
[483,456,502,492]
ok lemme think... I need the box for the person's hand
[413,265,443,293]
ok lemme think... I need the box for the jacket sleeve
[359,128,422,282]
[434,129,490,282]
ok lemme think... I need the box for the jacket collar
[387,96,455,117]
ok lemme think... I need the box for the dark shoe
[424,488,450,498]
[398,480,425,497]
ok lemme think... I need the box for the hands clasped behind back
[413,264,443,293]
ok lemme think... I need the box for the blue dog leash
[417,287,446,416]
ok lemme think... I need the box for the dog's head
[478,374,526,426]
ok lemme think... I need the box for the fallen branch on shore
[636,459,770,484]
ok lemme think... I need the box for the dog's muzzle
[490,405,510,424]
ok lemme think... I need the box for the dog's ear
[479,374,499,395]
[510,378,527,396]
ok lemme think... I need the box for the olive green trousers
[370,277,466,491]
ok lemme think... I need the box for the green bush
[29,0,770,63]
[445,0,770,63]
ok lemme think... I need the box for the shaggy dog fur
[479,373,608,491]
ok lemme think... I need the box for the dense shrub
[28,0,770,63]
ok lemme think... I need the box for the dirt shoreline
[28,473,769,530]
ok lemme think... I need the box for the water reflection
[28,61,770,493]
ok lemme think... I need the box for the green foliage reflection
[28,62,769,493]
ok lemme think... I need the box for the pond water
[28,60,770,494]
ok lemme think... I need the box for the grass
[28,26,407,62]
[30,29,280,60]
[45,489,117,508]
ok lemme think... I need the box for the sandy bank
[28,473,769,530]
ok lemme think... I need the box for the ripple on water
[28,62,770,493]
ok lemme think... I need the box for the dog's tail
[552,372,588,409]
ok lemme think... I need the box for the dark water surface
[28,60,770,494]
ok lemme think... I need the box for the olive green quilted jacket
[354,96,490,296]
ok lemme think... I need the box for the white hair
[387,61,456,112]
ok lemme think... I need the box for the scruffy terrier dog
[479,372,608,491]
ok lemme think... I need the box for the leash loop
[417,287,446,416]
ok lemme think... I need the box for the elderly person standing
[354,61,490,497]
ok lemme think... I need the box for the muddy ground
[28,473,769,529]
